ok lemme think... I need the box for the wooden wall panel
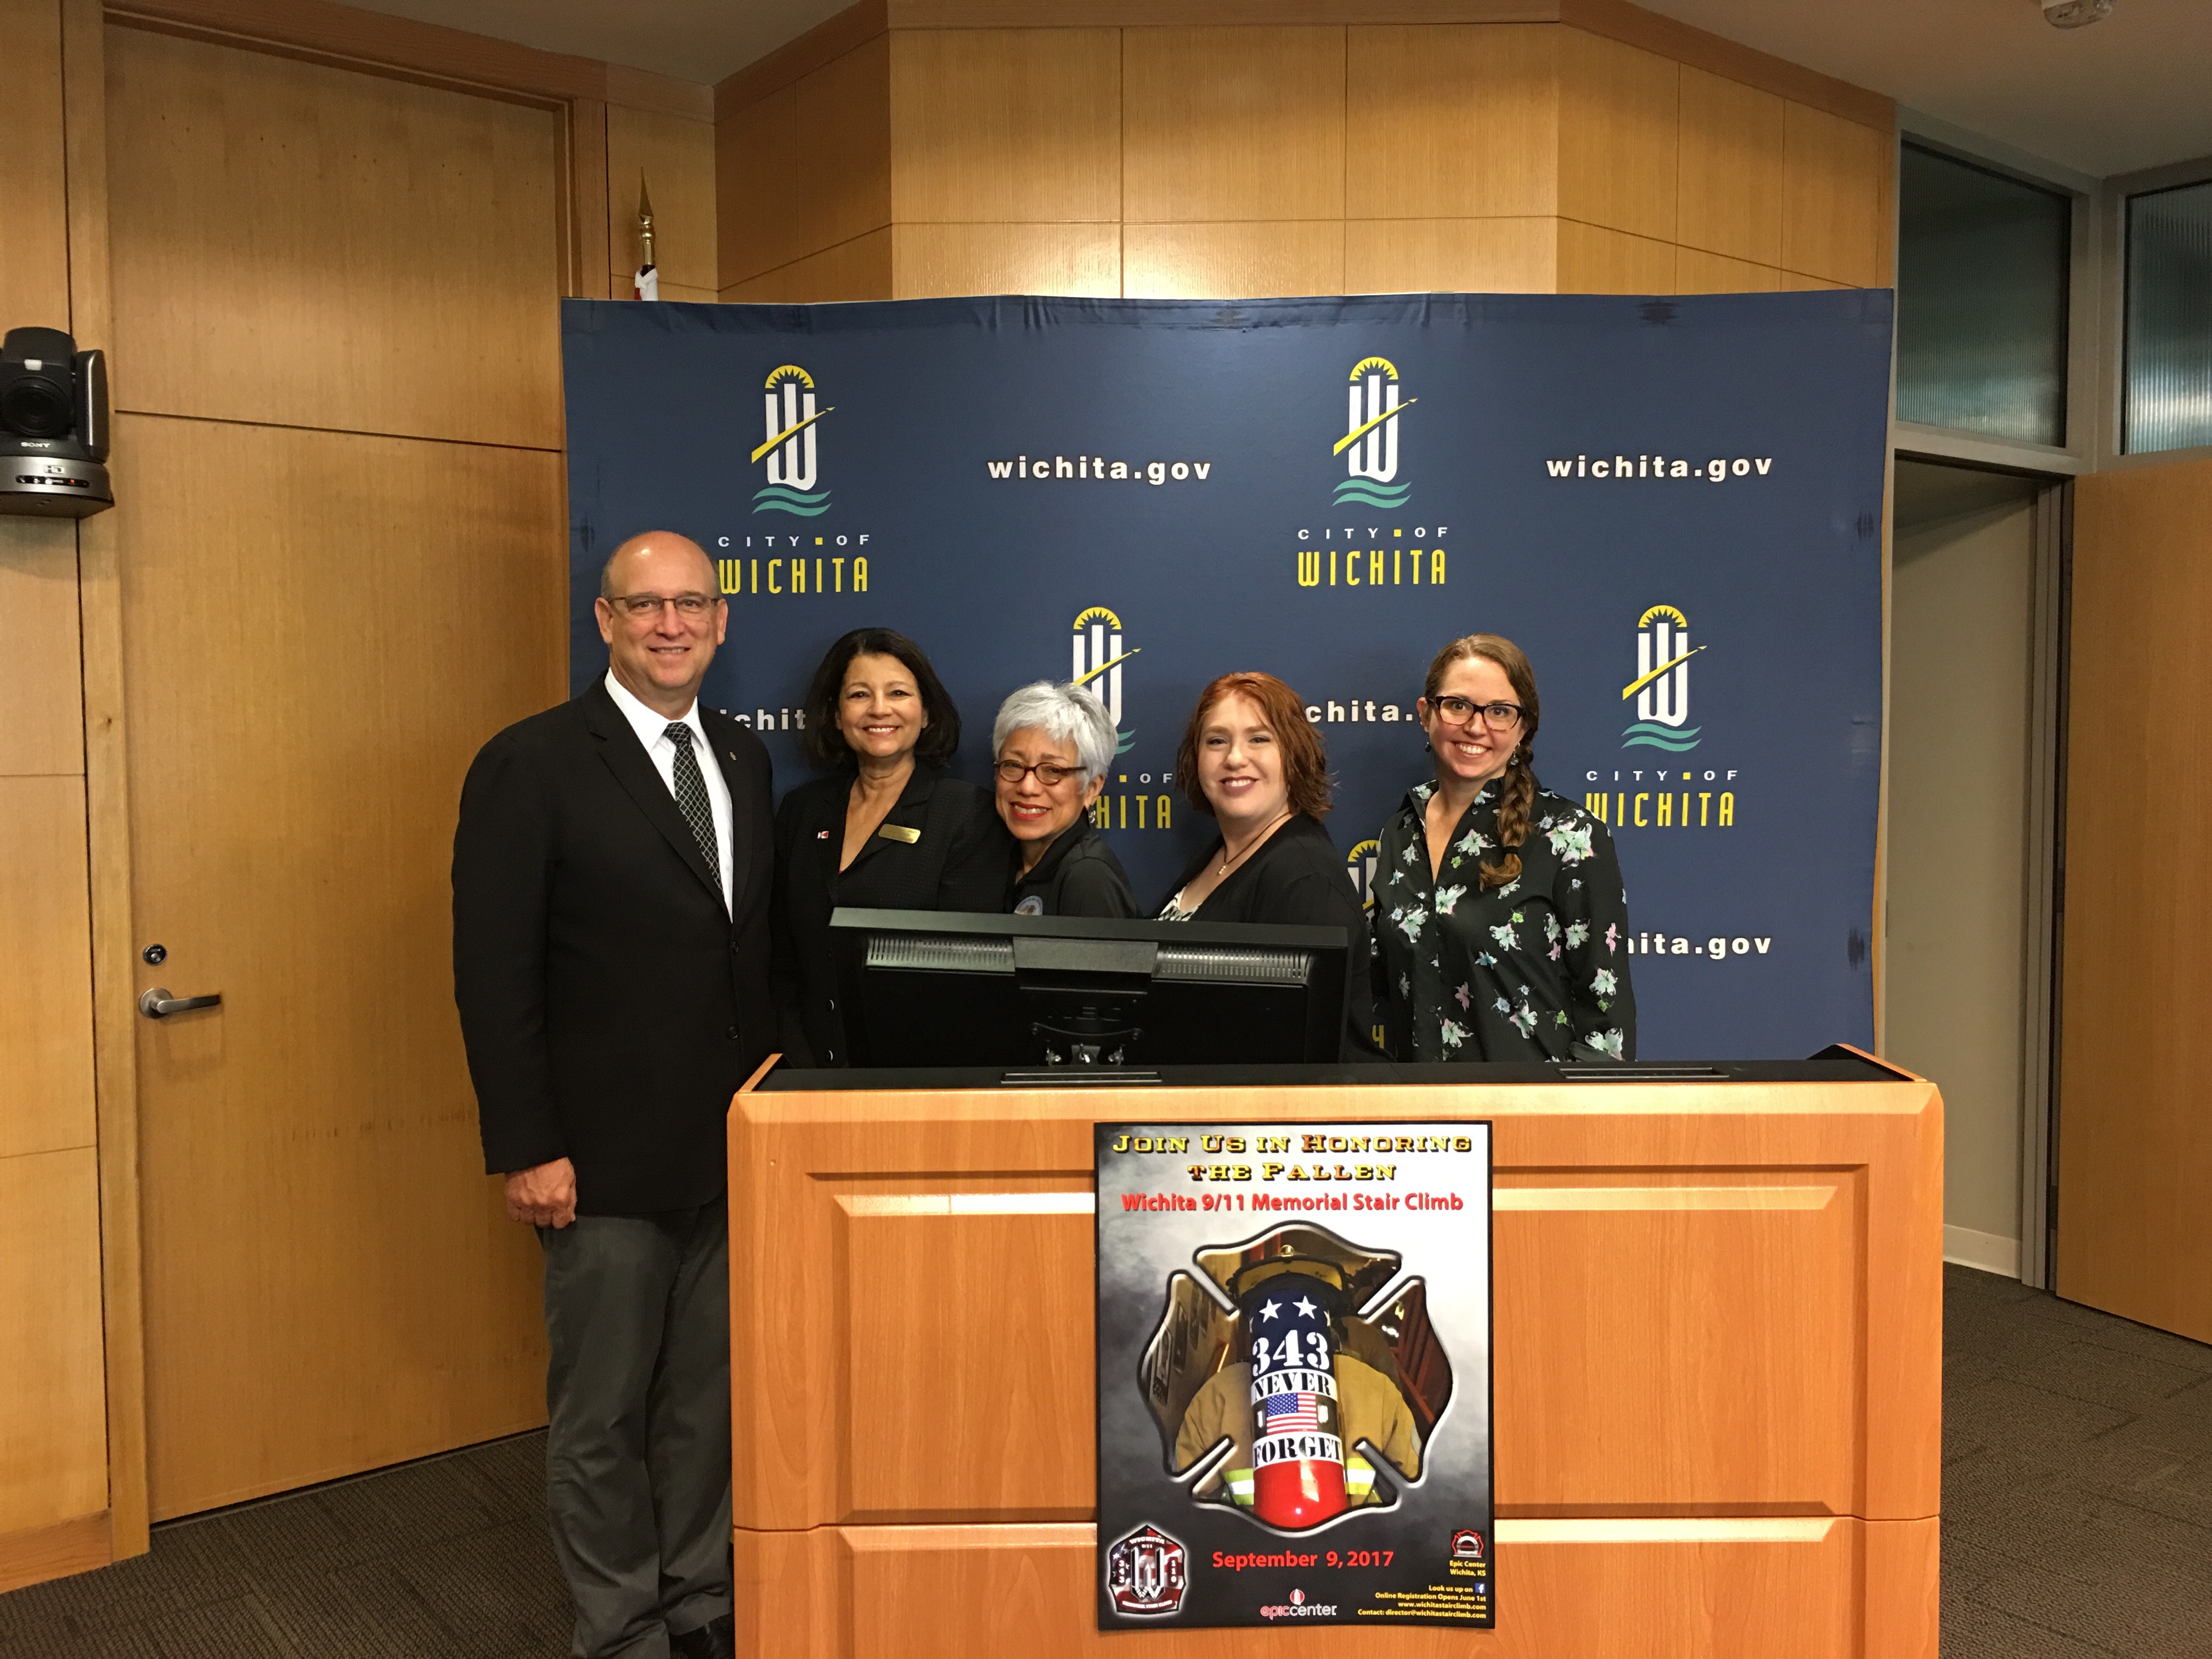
[0,777,97,1161]
[0,0,71,326]
[0,1147,109,1533]
[1557,26,1677,245]
[1780,99,1892,289]
[1345,218,1555,293]
[719,84,806,285]
[1675,247,1780,294]
[1121,223,1344,298]
[794,35,894,262]
[892,223,1120,298]
[1556,219,1674,292]
[2059,458,2212,1345]
[889,29,1119,224]
[0,521,84,776]
[607,105,718,292]
[729,228,895,302]
[1123,27,1346,224]
[105,26,565,448]
[1344,25,1557,220]
[1676,66,1783,267]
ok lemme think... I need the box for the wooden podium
[727,1061,1940,1657]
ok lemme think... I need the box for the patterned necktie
[664,723,723,899]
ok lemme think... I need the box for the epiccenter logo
[1621,604,1704,753]
[1333,356,1416,511]
[752,364,833,517]
[1072,606,1138,756]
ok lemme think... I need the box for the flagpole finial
[637,170,655,270]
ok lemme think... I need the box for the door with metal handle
[139,986,221,1019]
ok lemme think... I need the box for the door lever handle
[139,986,221,1019]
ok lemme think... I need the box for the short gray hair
[992,681,1116,782]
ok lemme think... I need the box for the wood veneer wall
[0,0,713,1593]
[713,0,1895,301]
[0,0,134,1593]
[2057,455,2212,1343]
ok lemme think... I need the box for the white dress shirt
[603,670,734,916]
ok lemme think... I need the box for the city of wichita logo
[1621,605,1703,752]
[1333,357,1415,510]
[752,363,832,516]
[1071,606,1138,756]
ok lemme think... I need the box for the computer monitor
[827,907,1350,1069]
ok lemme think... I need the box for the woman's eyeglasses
[1431,696,1524,729]
[995,759,1080,787]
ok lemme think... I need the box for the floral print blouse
[1369,777,1634,1063]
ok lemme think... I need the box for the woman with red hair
[1159,672,1374,1058]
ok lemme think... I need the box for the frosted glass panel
[1896,145,2070,447]
[2125,180,2212,454]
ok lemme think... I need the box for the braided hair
[1421,634,1541,891]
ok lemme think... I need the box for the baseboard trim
[0,1511,112,1595]
[1944,1224,2022,1279]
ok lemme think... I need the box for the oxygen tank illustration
[1237,1253,1348,1528]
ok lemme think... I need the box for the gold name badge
[877,823,921,844]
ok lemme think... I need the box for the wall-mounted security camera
[2041,0,2113,26]
[1,326,111,518]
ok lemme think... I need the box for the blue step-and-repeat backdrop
[561,291,1893,1058]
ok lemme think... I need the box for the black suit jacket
[1160,814,1379,1061]
[453,680,775,1215]
[772,763,1009,1066]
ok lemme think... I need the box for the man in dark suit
[454,531,770,1659]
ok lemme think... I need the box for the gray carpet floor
[2,1264,2207,1656]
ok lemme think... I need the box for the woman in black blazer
[1156,670,1374,1058]
[772,628,1008,1065]
[992,679,1138,919]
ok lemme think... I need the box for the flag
[1261,1391,1324,1434]
[634,264,659,301]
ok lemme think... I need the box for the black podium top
[752,1046,1912,1092]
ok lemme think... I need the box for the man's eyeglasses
[607,592,720,620]
[995,759,1081,787]
[1431,696,1524,729]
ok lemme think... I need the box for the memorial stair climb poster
[1096,1121,1494,1629]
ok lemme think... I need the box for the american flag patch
[1260,1392,1324,1433]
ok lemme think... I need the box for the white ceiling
[349,0,2212,178]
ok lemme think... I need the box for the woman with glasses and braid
[990,680,1138,918]
[1369,634,1635,1063]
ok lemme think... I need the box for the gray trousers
[540,1198,732,1659]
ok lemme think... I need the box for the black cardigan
[1011,822,1139,918]
[1159,814,1378,1059]
[772,763,1010,1066]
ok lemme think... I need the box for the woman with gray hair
[992,680,1138,917]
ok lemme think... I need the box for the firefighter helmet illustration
[1139,1224,1454,1533]
[1105,1523,1188,1616]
